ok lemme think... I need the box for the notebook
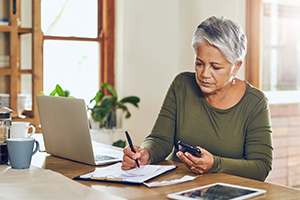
[36,94,123,166]
[74,162,177,185]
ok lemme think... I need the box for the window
[41,0,114,103]
[246,0,300,104]
[262,0,300,104]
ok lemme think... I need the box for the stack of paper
[77,162,177,184]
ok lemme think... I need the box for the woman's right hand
[121,145,150,170]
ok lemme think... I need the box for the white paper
[123,164,161,176]
[143,175,199,187]
[81,162,177,184]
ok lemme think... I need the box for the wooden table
[31,152,300,200]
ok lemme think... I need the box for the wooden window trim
[32,0,42,126]
[245,0,263,89]
[101,0,115,89]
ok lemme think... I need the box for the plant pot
[87,110,99,129]
[87,109,117,130]
[90,128,126,146]
[103,110,116,129]
[90,129,115,145]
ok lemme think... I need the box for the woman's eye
[196,62,203,66]
[212,65,220,70]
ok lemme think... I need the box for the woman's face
[195,42,240,95]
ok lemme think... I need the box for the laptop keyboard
[94,154,118,161]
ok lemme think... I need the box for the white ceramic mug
[11,122,36,138]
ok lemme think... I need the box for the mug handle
[27,125,36,138]
[32,140,40,155]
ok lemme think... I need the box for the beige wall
[115,0,246,145]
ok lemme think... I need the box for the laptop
[36,94,123,165]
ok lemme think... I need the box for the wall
[115,0,246,145]
[266,104,300,187]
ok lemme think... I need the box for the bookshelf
[0,0,42,127]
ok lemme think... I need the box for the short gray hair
[192,16,247,64]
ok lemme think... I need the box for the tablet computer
[167,182,266,200]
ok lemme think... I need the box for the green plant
[112,139,126,148]
[88,82,140,129]
[41,84,74,97]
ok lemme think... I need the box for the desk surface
[31,152,300,200]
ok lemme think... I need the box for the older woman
[122,16,273,181]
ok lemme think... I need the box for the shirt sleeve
[208,97,273,181]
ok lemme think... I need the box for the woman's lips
[201,81,212,87]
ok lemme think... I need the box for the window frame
[246,0,300,104]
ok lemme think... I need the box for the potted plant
[88,83,140,147]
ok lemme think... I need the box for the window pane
[20,0,32,28]
[262,2,300,91]
[43,40,99,103]
[20,74,32,117]
[41,0,98,38]
[20,33,32,70]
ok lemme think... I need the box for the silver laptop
[36,94,123,165]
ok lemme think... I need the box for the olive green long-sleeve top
[141,72,273,181]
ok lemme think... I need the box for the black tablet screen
[179,184,256,200]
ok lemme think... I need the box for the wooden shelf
[0,25,11,32]
[19,69,32,74]
[0,68,11,75]
[0,0,42,129]
[19,27,32,34]
[0,26,31,33]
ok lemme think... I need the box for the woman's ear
[232,60,242,76]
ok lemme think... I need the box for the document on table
[75,162,177,185]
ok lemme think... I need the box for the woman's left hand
[176,146,214,174]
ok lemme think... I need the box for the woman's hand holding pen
[121,146,150,170]
[176,146,214,174]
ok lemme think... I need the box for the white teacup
[11,122,36,138]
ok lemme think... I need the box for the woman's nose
[200,66,210,78]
